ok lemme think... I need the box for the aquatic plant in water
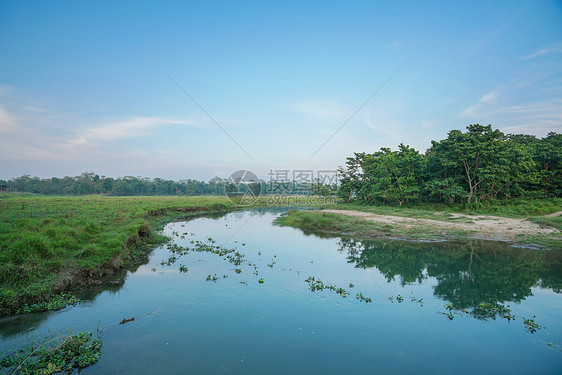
[0,327,103,374]
[16,293,80,314]
[305,277,361,299]
[523,316,542,333]
[439,302,543,333]
[356,292,372,303]
[206,274,218,282]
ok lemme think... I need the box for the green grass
[276,211,399,238]
[330,198,562,219]
[527,215,562,231]
[0,194,242,315]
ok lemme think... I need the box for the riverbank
[0,194,241,315]
[276,204,562,249]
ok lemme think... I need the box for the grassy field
[0,194,244,315]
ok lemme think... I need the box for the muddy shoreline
[321,209,561,245]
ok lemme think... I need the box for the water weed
[0,327,103,374]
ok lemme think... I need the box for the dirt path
[322,209,559,242]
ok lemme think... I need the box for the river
[1,207,561,374]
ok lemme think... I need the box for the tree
[338,145,424,205]
[111,180,132,196]
[426,124,534,203]
[533,132,562,197]
[337,153,368,202]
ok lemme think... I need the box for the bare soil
[322,209,560,242]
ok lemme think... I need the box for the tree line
[0,173,337,197]
[337,124,561,205]
[0,173,230,196]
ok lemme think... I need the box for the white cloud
[462,96,562,137]
[0,99,203,163]
[462,89,499,116]
[522,43,562,60]
[0,106,18,134]
[73,117,198,144]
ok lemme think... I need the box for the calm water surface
[1,207,561,374]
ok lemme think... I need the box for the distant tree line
[0,173,337,197]
[337,124,561,205]
[0,173,231,196]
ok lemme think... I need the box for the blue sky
[1,0,561,181]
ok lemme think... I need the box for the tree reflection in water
[339,237,562,317]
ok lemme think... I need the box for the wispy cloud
[0,99,203,163]
[386,40,401,49]
[522,43,562,60]
[0,106,18,134]
[462,89,499,117]
[462,94,562,136]
[71,117,198,145]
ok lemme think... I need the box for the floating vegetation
[258,278,264,284]
[410,293,424,306]
[439,302,543,333]
[16,293,80,314]
[388,295,405,303]
[0,327,103,374]
[163,239,252,281]
[474,302,515,321]
[523,316,543,333]
[439,303,457,320]
[356,292,372,303]
[206,274,218,282]
[304,277,351,298]
[349,283,355,288]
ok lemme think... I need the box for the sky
[1,0,561,181]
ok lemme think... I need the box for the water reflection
[339,237,562,312]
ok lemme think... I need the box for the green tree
[426,124,534,203]
[533,132,562,197]
[338,145,424,205]
[111,180,132,196]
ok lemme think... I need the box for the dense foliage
[338,125,561,205]
[0,173,229,196]
[0,173,337,197]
